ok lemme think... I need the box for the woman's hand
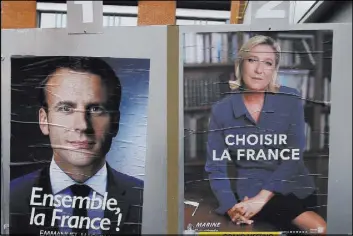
[232,196,265,218]
[232,190,274,219]
[227,207,253,225]
[227,197,254,225]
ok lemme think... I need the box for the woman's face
[241,44,277,91]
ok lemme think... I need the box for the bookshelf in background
[183,30,331,159]
[183,30,332,219]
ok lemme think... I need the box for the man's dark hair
[38,56,121,113]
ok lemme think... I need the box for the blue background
[10,57,150,181]
[104,58,150,181]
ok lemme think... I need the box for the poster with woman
[182,28,335,234]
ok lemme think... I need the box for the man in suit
[10,56,144,235]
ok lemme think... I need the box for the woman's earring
[229,80,238,90]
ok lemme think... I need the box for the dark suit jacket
[10,163,144,235]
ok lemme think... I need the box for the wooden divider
[1,0,37,29]
[166,25,180,234]
[230,0,248,24]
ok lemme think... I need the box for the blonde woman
[205,35,327,233]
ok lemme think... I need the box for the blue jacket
[205,86,316,215]
[10,163,144,235]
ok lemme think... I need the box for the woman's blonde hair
[229,35,281,93]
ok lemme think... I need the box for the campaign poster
[10,56,149,235]
[183,30,332,234]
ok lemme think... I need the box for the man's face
[39,68,117,168]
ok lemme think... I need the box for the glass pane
[177,19,198,25]
[62,14,67,28]
[40,13,57,28]
[55,13,62,28]
[103,15,109,26]
[206,21,226,25]
[114,16,120,26]
[119,17,137,26]
[109,16,114,26]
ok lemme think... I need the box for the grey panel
[1,26,169,234]
[178,23,352,235]
[67,1,103,34]
[250,1,291,28]
[326,24,352,234]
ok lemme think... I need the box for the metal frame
[1,26,173,235]
[178,23,352,234]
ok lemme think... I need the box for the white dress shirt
[49,159,107,235]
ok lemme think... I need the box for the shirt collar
[49,159,107,196]
[231,90,247,118]
[231,90,274,119]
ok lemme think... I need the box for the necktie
[70,184,91,235]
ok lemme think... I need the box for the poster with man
[9,56,150,235]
